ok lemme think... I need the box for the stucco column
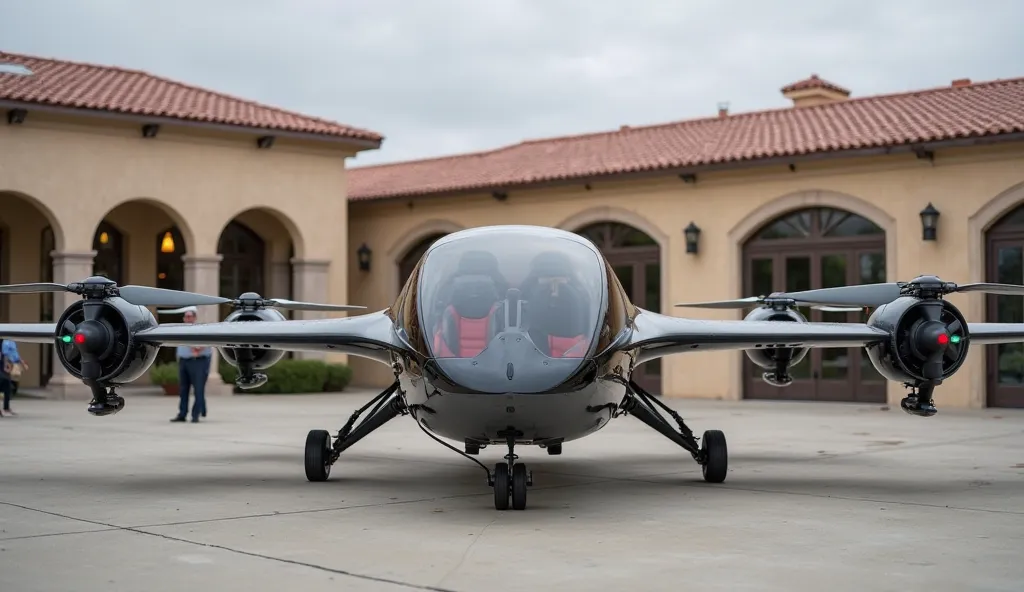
[45,251,97,400]
[290,258,331,360]
[182,254,230,394]
[270,261,292,300]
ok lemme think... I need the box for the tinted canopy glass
[416,228,606,392]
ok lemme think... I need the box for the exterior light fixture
[920,203,940,241]
[684,222,701,254]
[160,231,176,253]
[357,243,372,272]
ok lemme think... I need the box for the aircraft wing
[964,323,1024,345]
[0,323,59,344]
[0,311,405,365]
[132,311,403,364]
[628,310,889,363]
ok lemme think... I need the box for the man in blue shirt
[0,338,27,416]
[165,307,212,423]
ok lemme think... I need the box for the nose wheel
[492,429,532,510]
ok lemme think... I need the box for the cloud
[2,0,1022,165]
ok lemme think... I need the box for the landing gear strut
[901,381,938,417]
[619,379,727,483]
[304,381,408,482]
[490,429,533,510]
[86,382,125,417]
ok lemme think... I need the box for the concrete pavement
[1,390,1023,591]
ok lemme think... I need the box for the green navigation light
[950,335,961,344]
[61,335,72,343]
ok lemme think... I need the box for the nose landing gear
[492,428,532,510]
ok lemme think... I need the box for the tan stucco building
[3,51,1024,410]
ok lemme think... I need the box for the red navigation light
[73,332,87,345]
[936,333,949,345]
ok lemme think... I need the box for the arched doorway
[92,221,124,284]
[576,221,661,394]
[985,204,1024,408]
[742,207,886,402]
[155,225,187,365]
[398,233,446,289]
[218,220,266,298]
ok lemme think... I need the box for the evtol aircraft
[3,225,1024,510]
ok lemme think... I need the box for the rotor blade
[811,305,865,312]
[780,283,903,307]
[673,297,763,309]
[953,282,1024,296]
[264,298,367,312]
[0,282,69,294]
[117,286,231,307]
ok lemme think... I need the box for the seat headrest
[450,275,499,319]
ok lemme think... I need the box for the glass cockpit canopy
[416,229,606,365]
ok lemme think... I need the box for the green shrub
[149,362,179,385]
[217,356,353,394]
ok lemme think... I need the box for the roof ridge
[0,49,379,136]
[349,74,1024,171]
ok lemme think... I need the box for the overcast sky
[2,1,1022,167]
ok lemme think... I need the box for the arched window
[398,233,446,289]
[985,204,1024,408]
[156,226,185,291]
[743,207,886,403]
[576,221,661,394]
[92,221,124,284]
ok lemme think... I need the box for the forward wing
[0,311,405,365]
[964,323,1024,345]
[0,323,58,344]
[628,310,888,363]
[132,311,404,364]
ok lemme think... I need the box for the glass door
[987,240,1024,407]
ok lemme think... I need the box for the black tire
[305,429,332,482]
[511,464,528,510]
[493,463,510,510]
[700,429,728,484]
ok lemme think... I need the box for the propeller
[158,291,366,314]
[674,294,863,313]
[676,276,1024,311]
[0,276,231,308]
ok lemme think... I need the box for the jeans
[178,357,210,420]
[0,377,11,411]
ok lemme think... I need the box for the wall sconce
[684,222,701,254]
[160,231,176,253]
[256,135,275,149]
[357,243,372,271]
[7,108,27,125]
[920,203,940,241]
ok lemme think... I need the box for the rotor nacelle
[216,302,288,371]
[54,297,160,385]
[742,305,809,386]
[865,296,969,385]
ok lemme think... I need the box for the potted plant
[149,362,179,396]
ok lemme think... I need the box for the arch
[385,219,465,302]
[218,220,266,297]
[217,205,305,260]
[0,190,67,252]
[723,189,898,402]
[973,180,1024,408]
[562,210,665,395]
[94,197,196,259]
[156,225,187,290]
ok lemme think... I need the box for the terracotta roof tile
[348,76,1024,201]
[0,50,382,143]
[781,73,851,96]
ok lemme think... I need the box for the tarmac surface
[1,389,1023,592]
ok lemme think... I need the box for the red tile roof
[348,75,1024,201]
[781,73,850,96]
[0,50,382,144]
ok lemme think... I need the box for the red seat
[431,275,501,358]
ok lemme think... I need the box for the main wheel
[305,429,333,482]
[700,429,728,483]
[493,463,510,510]
[511,463,529,510]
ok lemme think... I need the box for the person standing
[162,306,211,423]
[0,338,27,416]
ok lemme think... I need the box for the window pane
[750,258,773,295]
[995,245,1024,384]
[859,252,885,284]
